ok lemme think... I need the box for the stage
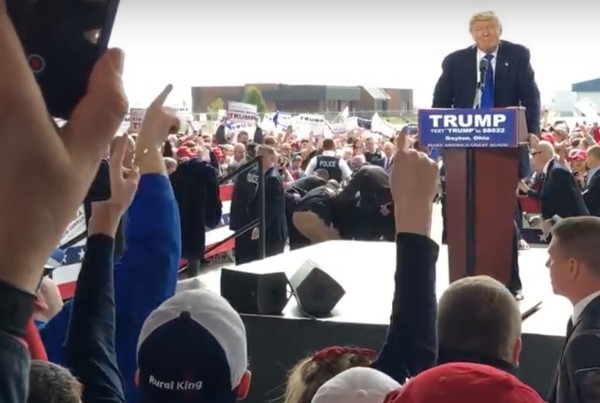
[197,240,569,403]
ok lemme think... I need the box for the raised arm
[0,4,126,401]
[113,85,182,402]
[373,133,440,381]
[64,135,139,403]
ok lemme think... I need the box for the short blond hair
[438,275,521,363]
[552,217,600,275]
[587,145,600,160]
[469,11,502,31]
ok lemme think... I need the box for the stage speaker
[289,260,345,315]
[220,269,288,315]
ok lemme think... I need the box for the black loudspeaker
[289,261,345,315]
[220,269,288,315]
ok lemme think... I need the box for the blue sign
[418,108,519,148]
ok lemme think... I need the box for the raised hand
[391,133,439,205]
[0,3,127,291]
[135,85,179,174]
[136,84,179,155]
[106,134,140,212]
[89,134,140,236]
[390,133,439,236]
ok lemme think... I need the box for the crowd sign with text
[418,108,519,148]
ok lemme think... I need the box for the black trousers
[234,231,258,265]
[185,258,202,278]
[508,221,523,292]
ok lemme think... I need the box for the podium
[419,108,528,284]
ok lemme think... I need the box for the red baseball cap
[391,363,543,403]
[176,147,197,159]
[540,132,554,144]
[567,149,587,162]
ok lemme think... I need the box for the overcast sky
[110,0,598,108]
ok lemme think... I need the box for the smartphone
[7,0,120,119]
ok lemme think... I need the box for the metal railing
[203,155,266,259]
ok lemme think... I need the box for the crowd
[3,4,600,403]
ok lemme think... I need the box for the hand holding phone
[7,0,120,119]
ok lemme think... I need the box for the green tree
[207,98,225,114]
[243,86,267,113]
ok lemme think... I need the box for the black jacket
[170,159,222,259]
[64,234,126,402]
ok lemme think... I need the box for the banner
[129,108,146,132]
[53,206,87,300]
[294,113,326,136]
[55,186,236,300]
[418,108,518,148]
[227,102,258,122]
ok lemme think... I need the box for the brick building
[191,83,413,116]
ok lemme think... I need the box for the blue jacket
[42,174,181,403]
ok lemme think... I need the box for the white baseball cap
[137,289,247,403]
[312,367,401,403]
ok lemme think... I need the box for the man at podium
[432,10,540,299]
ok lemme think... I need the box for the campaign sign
[418,108,518,148]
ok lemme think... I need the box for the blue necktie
[480,54,495,108]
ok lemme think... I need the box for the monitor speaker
[220,269,288,315]
[289,260,345,315]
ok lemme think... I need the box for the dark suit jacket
[528,160,589,219]
[548,295,600,403]
[583,169,600,217]
[169,159,222,259]
[432,40,540,179]
[250,167,287,252]
[432,40,540,134]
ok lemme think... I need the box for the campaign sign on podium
[420,107,529,292]
[418,108,519,148]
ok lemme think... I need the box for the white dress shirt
[572,290,600,323]
[476,48,498,83]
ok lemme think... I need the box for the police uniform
[249,167,287,258]
[292,183,341,243]
[314,154,343,182]
[337,165,395,241]
[230,167,261,265]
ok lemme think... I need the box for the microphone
[478,59,488,87]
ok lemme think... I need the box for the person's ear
[135,369,140,387]
[512,337,522,366]
[236,370,252,399]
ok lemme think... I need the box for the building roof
[364,87,390,100]
[572,78,600,93]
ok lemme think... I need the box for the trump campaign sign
[418,108,519,148]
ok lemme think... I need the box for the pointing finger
[151,84,173,108]
[110,134,128,173]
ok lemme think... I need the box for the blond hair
[469,11,502,31]
[284,352,373,403]
[437,275,521,363]
[552,217,600,275]
[587,145,600,160]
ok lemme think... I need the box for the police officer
[249,145,287,259]
[304,138,352,182]
[337,164,395,241]
[292,180,343,243]
[229,158,260,265]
